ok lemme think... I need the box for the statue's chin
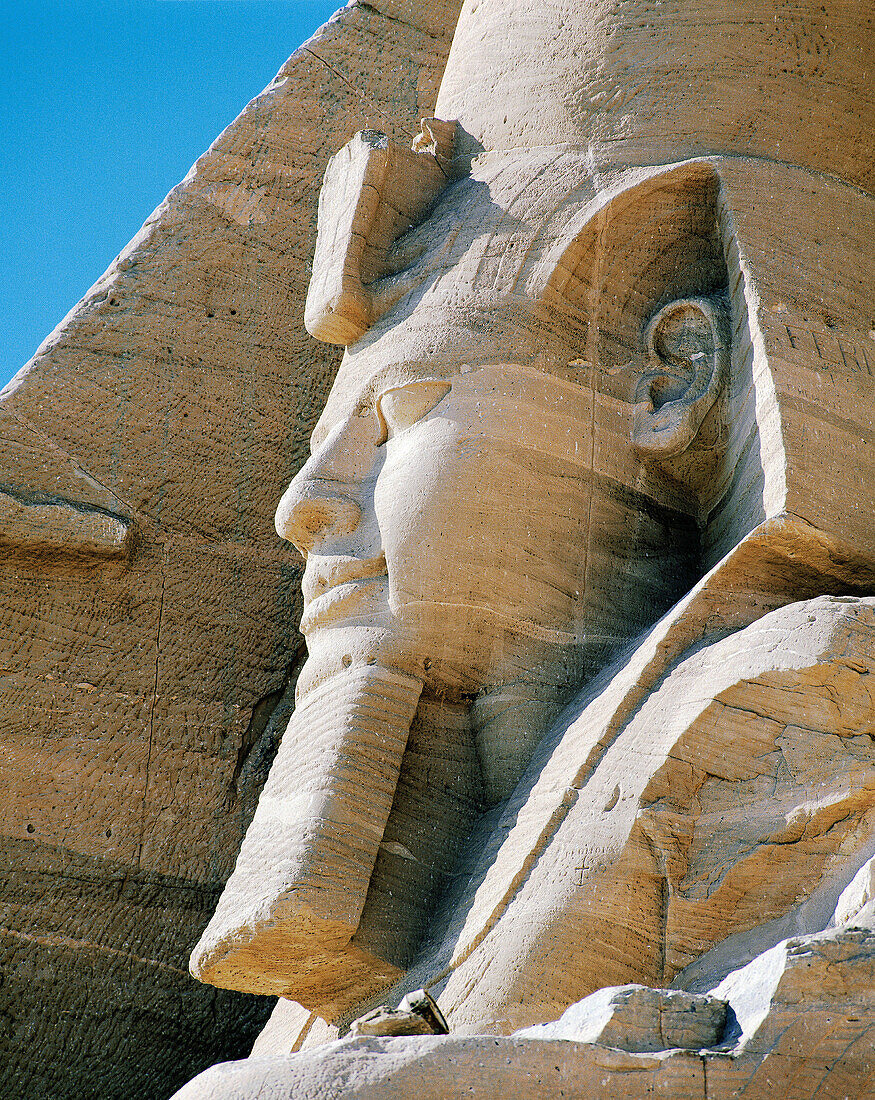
[298,575,389,634]
[298,599,583,703]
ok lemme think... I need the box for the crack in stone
[301,47,416,143]
[357,1,448,41]
[138,547,166,870]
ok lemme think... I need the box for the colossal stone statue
[183,0,875,1091]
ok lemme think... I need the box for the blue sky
[1,0,341,387]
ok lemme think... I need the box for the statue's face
[277,331,598,699]
[277,287,704,714]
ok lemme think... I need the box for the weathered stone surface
[0,488,132,558]
[327,592,867,1041]
[832,854,875,928]
[173,926,874,1098]
[192,664,423,1011]
[0,2,464,1097]
[708,926,875,1097]
[172,1034,709,1100]
[304,124,456,345]
[171,929,875,1099]
[437,0,873,192]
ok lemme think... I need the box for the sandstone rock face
[707,926,875,1097]
[0,3,463,1098]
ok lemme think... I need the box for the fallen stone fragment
[350,989,449,1037]
[515,984,728,1052]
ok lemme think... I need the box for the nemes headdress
[305,0,874,573]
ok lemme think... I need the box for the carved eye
[376,379,451,443]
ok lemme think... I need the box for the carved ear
[632,297,727,458]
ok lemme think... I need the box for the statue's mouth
[300,553,389,632]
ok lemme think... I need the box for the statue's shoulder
[426,520,875,1031]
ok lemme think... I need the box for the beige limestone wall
[0,3,463,1097]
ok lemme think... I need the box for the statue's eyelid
[375,396,390,446]
[375,379,452,444]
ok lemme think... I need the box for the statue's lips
[300,554,388,633]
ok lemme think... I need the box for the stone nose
[275,479,362,557]
[274,415,377,556]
